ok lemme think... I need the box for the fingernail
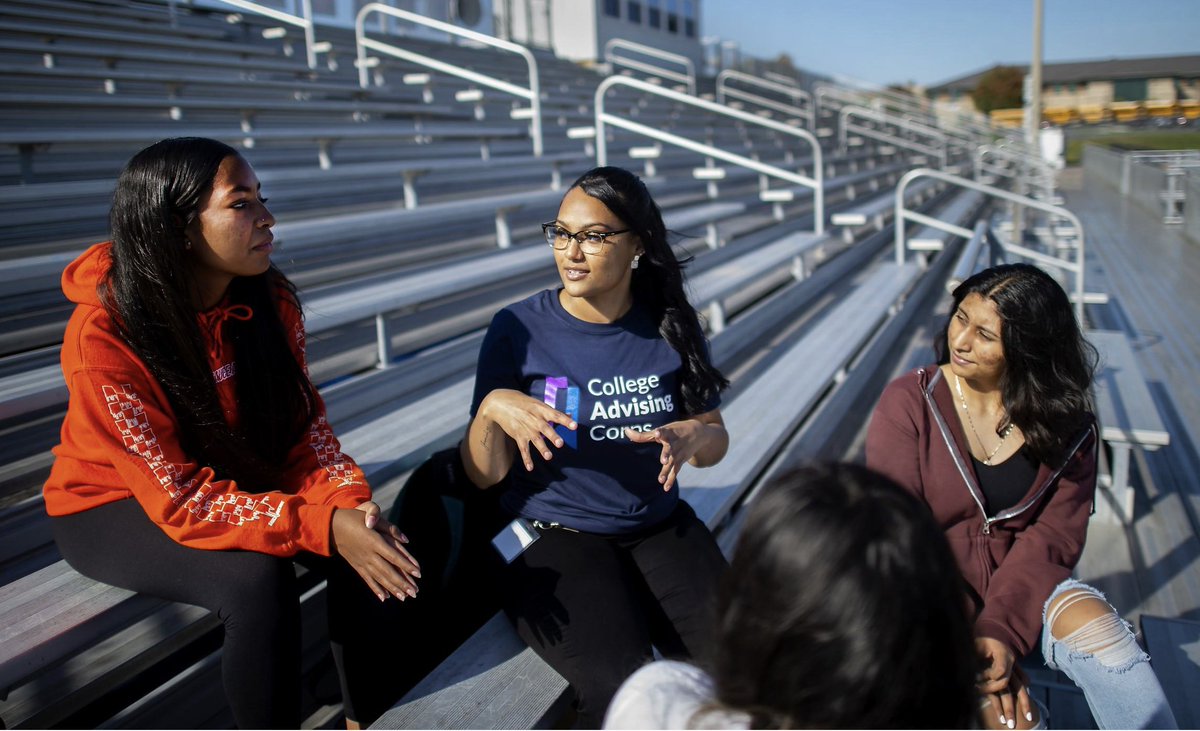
[1007,719,1014,729]
[399,532,410,543]
[407,588,418,598]
[377,592,387,602]
[569,421,577,429]
[999,716,1006,726]
[1026,712,1033,722]
[366,515,378,529]
[412,571,421,579]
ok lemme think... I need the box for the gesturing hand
[624,419,710,492]
[479,389,577,472]
[332,501,422,603]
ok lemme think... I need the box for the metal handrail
[715,70,815,128]
[838,105,949,168]
[354,2,543,156]
[1125,150,1200,168]
[974,145,1055,197]
[604,38,696,96]
[213,0,329,69]
[815,82,932,121]
[762,70,800,87]
[1118,150,1200,196]
[894,167,1085,320]
[594,75,824,234]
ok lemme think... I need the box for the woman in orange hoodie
[44,137,420,728]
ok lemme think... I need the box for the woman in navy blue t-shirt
[461,166,730,727]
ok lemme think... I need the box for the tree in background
[972,66,1024,113]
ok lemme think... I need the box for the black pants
[51,498,408,728]
[502,500,728,728]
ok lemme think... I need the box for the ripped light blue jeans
[1042,579,1177,729]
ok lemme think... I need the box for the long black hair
[103,137,316,490]
[568,167,728,415]
[936,263,1097,465]
[709,463,978,729]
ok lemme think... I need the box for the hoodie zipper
[920,368,1094,536]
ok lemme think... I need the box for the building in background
[192,0,704,70]
[497,0,704,70]
[193,0,496,40]
[928,54,1200,126]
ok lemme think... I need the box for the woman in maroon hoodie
[867,263,1174,730]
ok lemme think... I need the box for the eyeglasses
[541,222,630,256]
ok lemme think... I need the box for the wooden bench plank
[683,261,920,524]
[1087,329,1171,523]
[376,613,569,729]
[1088,330,1170,448]
[0,18,287,57]
[0,91,459,118]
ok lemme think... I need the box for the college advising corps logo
[537,374,675,448]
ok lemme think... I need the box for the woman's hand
[331,501,422,602]
[976,637,1033,728]
[625,411,727,491]
[479,389,577,472]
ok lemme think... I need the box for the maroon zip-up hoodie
[866,365,1098,657]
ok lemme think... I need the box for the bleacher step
[1141,615,1200,728]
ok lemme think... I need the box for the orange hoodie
[44,243,372,557]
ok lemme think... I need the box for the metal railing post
[895,167,1086,321]
[715,69,815,128]
[354,2,543,156]
[604,39,696,95]
[839,105,949,168]
[214,0,326,69]
[594,76,823,234]
[975,145,1057,199]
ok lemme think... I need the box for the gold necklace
[954,374,1014,465]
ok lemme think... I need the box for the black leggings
[502,500,728,728]
[52,498,405,728]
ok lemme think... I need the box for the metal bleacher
[8,1,1195,729]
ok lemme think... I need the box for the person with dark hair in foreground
[44,137,421,728]
[605,462,979,729]
[460,166,730,727]
[867,263,1175,729]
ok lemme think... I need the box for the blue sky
[702,0,1200,88]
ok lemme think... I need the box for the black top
[973,447,1039,514]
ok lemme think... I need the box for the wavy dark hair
[102,137,315,490]
[708,463,978,729]
[936,263,1097,465]
[568,167,728,415]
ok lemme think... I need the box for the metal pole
[1016,0,1044,243]
[525,0,533,48]
[1028,0,1043,148]
[301,0,316,70]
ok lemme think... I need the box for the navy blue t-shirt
[469,289,720,534]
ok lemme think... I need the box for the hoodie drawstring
[198,304,253,369]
